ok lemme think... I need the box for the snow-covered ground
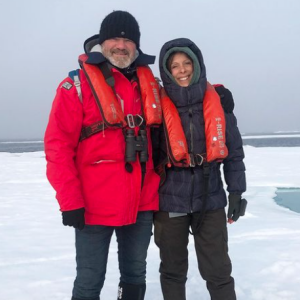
[0,146,300,300]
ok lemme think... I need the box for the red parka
[44,66,160,226]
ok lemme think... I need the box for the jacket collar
[85,50,155,66]
[84,34,155,66]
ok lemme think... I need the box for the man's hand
[62,208,85,230]
[227,194,247,223]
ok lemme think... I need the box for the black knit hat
[99,11,140,48]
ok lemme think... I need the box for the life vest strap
[191,162,210,235]
[69,69,82,103]
[99,62,115,88]
[80,121,108,141]
[80,113,145,141]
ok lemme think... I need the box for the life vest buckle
[126,114,135,128]
[190,154,205,167]
[189,154,195,167]
[126,114,144,129]
[135,114,144,127]
[195,154,204,166]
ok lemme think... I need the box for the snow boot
[117,281,146,300]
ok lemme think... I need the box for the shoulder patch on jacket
[61,81,73,90]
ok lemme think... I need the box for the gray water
[1,133,300,153]
[0,141,44,153]
[274,188,300,213]
[242,137,300,147]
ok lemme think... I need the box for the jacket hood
[159,38,207,107]
[83,34,156,67]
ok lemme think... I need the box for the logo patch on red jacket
[61,82,73,90]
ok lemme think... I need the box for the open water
[274,188,300,214]
[0,140,44,153]
[242,137,300,147]
[0,133,300,153]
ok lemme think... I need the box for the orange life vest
[160,82,228,167]
[78,54,162,131]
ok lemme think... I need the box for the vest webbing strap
[69,69,82,103]
[191,162,210,235]
[80,121,108,141]
[79,114,146,142]
[73,74,82,103]
[99,62,115,90]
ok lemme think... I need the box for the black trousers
[154,209,236,300]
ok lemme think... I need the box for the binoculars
[125,129,148,163]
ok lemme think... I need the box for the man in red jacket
[44,11,161,300]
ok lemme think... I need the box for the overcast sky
[0,0,299,140]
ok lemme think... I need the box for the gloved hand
[214,85,235,113]
[227,194,247,222]
[62,207,85,230]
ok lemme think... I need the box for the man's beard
[101,46,137,69]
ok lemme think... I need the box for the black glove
[227,194,247,222]
[62,207,85,230]
[215,85,235,113]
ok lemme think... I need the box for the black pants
[154,209,236,300]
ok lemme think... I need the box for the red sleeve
[44,78,84,211]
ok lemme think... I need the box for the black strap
[98,62,115,89]
[80,121,108,141]
[188,107,194,154]
[141,162,146,187]
[155,156,169,187]
[191,162,210,235]
[139,123,147,187]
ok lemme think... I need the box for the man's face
[101,37,137,69]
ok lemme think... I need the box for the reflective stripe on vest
[78,54,162,129]
[161,82,228,166]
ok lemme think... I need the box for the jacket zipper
[190,168,195,213]
[188,105,195,213]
